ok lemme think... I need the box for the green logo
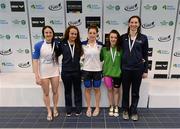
[0,3,6,9]
[25,49,30,54]
[115,5,120,11]
[6,35,10,40]
[21,20,26,25]
[87,4,100,9]
[152,5,157,10]
[144,4,157,10]
[169,21,174,26]
[160,20,174,26]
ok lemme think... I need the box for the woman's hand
[35,75,42,85]
[142,73,148,78]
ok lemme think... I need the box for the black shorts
[112,77,122,88]
[82,70,102,80]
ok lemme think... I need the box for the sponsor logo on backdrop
[12,19,26,25]
[50,19,63,25]
[32,34,42,40]
[2,62,14,67]
[154,74,167,79]
[174,51,180,57]
[144,4,157,10]
[0,49,12,55]
[85,17,100,28]
[54,33,63,41]
[147,35,154,41]
[157,50,170,54]
[106,4,120,11]
[16,49,30,54]
[31,4,44,10]
[148,48,153,57]
[160,20,174,26]
[0,34,10,40]
[155,61,168,70]
[173,64,180,68]
[31,17,45,27]
[171,74,180,78]
[162,5,175,10]
[148,60,152,70]
[15,34,28,39]
[66,1,82,13]
[48,3,62,11]
[106,20,119,25]
[124,3,138,11]
[0,19,8,25]
[87,4,100,10]
[142,22,155,29]
[0,3,6,10]
[158,35,171,42]
[10,1,25,12]
[68,19,82,26]
[18,61,31,68]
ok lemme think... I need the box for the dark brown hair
[127,15,142,37]
[64,25,83,56]
[105,30,121,51]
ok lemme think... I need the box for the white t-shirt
[82,42,102,71]
[33,40,59,79]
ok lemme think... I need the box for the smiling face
[68,28,78,43]
[43,27,54,42]
[128,17,140,32]
[88,28,98,42]
[109,33,118,47]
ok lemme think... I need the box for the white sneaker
[108,106,114,116]
[113,106,119,117]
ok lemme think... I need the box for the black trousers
[61,71,82,113]
[122,69,143,114]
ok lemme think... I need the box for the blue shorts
[82,70,102,88]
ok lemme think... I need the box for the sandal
[47,115,53,121]
[92,108,100,116]
[86,108,92,117]
[53,111,59,118]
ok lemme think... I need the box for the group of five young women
[32,15,148,121]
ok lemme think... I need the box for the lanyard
[128,35,136,52]
[110,47,117,63]
[68,41,75,59]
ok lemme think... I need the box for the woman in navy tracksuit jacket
[57,26,83,116]
[121,16,148,121]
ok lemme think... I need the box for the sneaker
[131,114,139,121]
[66,112,72,117]
[75,111,82,116]
[113,106,119,117]
[108,106,114,116]
[122,111,129,120]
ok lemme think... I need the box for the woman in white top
[32,26,60,121]
[81,25,103,117]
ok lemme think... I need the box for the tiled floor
[0,107,180,128]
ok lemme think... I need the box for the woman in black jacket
[121,16,148,121]
[56,25,83,116]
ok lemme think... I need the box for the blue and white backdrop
[0,0,180,79]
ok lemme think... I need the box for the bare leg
[93,88,101,116]
[41,79,52,118]
[85,88,92,117]
[50,76,60,115]
[107,88,113,106]
[114,87,120,106]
